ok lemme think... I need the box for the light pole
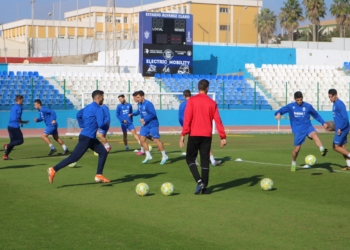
[236,6,247,46]
[30,0,36,57]
[45,12,52,56]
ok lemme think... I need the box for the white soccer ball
[260,178,273,191]
[149,145,153,152]
[305,155,316,166]
[94,151,98,156]
[68,162,77,168]
[161,182,175,196]
[136,183,149,196]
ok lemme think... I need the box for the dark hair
[294,91,303,99]
[198,79,209,91]
[132,91,138,97]
[183,89,191,97]
[34,99,42,105]
[328,89,337,95]
[137,90,145,96]
[15,95,24,101]
[118,94,125,98]
[92,90,104,99]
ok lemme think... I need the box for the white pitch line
[237,160,350,174]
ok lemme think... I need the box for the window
[115,18,121,23]
[220,7,229,13]
[124,17,128,23]
[220,25,230,31]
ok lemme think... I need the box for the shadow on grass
[298,162,344,173]
[0,164,45,170]
[208,175,263,194]
[57,172,167,188]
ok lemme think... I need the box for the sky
[0,0,336,34]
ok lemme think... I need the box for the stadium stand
[246,63,348,110]
[154,73,272,110]
[0,71,74,110]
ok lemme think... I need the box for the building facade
[1,0,261,46]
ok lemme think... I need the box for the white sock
[145,151,151,158]
[347,153,350,158]
[346,160,350,167]
[62,144,67,150]
[319,146,324,152]
[210,155,215,164]
[49,144,55,150]
[105,143,110,148]
[161,150,167,158]
[138,140,141,145]
[141,147,145,153]
[292,161,296,166]
[196,158,199,165]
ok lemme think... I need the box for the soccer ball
[135,183,149,196]
[149,145,153,152]
[161,182,175,196]
[94,151,98,156]
[260,178,273,191]
[305,155,316,166]
[68,162,77,168]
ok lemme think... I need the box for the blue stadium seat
[188,74,193,79]
[34,71,39,77]
[28,72,33,77]
[233,75,238,80]
[155,73,161,79]
[9,71,15,76]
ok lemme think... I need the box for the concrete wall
[0,109,336,130]
[280,38,350,51]
[296,48,350,67]
[0,37,27,57]
[193,45,296,75]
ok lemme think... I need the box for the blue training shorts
[333,128,349,146]
[44,126,58,135]
[140,125,160,139]
[121,123,135,133]
[293,126,316,146]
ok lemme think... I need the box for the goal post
[81,92,217,134]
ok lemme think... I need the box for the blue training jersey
[101,105,110,129]
[8,104,23,128]
[116,102,133,124]
[133,99,159,127]
[332,99,349,131]
[76,102,108,139]
[275,101,325,134]
[36,106,58,128]
[178,100,188,127]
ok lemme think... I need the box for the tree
[254,8,278,46]
[302,0,327,41]
[330,0,350,38]
[280,0,305,41]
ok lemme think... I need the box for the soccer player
[47,90,111,184]
[33,99,69,155]
[116,94,143,152]
[275,91,328,172]
[328,89,350,170]
[97,104,111,152]
[3,95,28,160]
[131,90,168,164]
[179,89,222,166]
[180,80,226,194]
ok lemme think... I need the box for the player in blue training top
[3,95,28,160]
[131,90,168,164]
[116,94,145,152]
[47,90,111,184]
[33,99,69,156]
[275,91,328,172]
[178,89,222,166]
[97,104,111,152]
[328,89,350,170]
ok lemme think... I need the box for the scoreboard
[139,12,193,76]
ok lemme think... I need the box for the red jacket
[181,93,226,139]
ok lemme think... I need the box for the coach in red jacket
[180,79,227,194]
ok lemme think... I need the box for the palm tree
[254,8,278,46]
[302,0,327,41]
[330,0,350,38]
[280,0,305,41]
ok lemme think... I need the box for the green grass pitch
[1,133,350,249]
